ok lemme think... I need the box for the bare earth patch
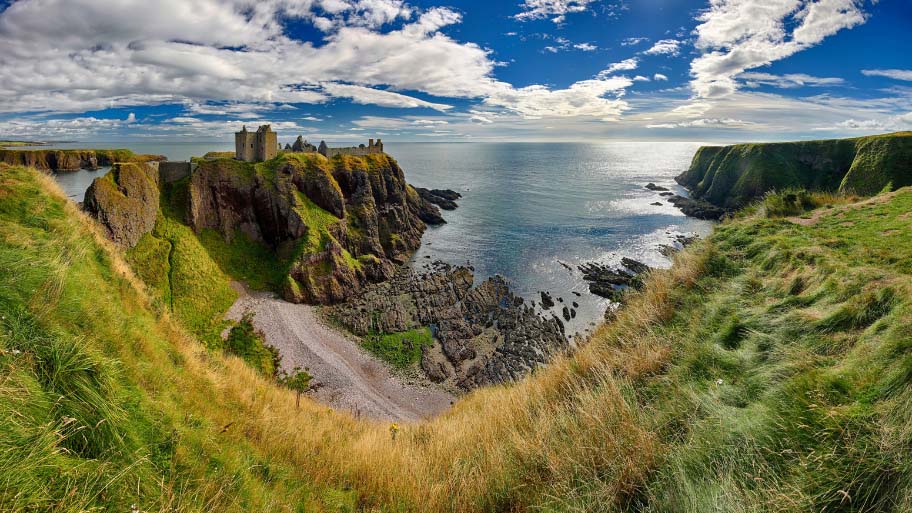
[226,287,454,421]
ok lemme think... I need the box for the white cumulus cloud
[690,0,867,98]
[644,39,681,56]
[514,0,600,23]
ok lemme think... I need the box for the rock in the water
[562,306,571,321]
[578,258,652,302]
[540,291,555,310]
[659,191,674,196]
[651,201,663,206]
[658,233,700,257]
[621,257,651,275]
[667,195,727,220]
[645,182,670,192]
[415,187,461,210]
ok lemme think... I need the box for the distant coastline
[0,139,72,148]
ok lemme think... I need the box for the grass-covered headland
[2,158,912,511]
[678,131,912,208]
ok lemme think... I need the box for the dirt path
[225,289,454,421]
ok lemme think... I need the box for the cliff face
[188,153,443,304]
[0,148,163,171]
[676,132,912,208]
[83,162,160,248]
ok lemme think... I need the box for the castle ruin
[235,125,277,162]
[235,124,384,162]
[316,138,384,158]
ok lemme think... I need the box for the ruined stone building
[234,125,277,162]
[238,124,386,161]
[317,138,384,158]
[291,135,316,153]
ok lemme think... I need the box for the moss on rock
[83,162,160,248]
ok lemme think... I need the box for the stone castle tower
[235,125,277,162]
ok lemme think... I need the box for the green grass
[6,157,912,512]
[198,228,286,291]
[362,327,434,368]
[762,188,821,217]
[225,313,280,378]
[0,140,42,147]
[126,176,238,346]
[624,188,912,512]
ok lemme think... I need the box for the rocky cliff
[83,161,160,248]
[676,131,912,208]
[0,148,164,171]
[187,153,444,304]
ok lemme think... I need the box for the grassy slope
[3,163,912,512]
[0,165,335,512]
[126,177,238,346]
[678,132,912,208]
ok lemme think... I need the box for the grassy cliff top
[678,131,912,208]
[0,148,166,169]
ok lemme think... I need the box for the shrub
[225,312,280,378]
[763,189,818,217]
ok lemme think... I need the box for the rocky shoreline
[329,262,569,391]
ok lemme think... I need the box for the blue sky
[0,0,909,143]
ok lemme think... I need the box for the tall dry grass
[137,233,711,511]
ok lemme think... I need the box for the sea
[36,141,714,338]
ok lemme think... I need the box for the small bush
[225,312,280,378]
[763,189,818,217]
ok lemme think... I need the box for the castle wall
[159,161,197,183]
[235,132,256,162]
[256,130,277,161]
[320,141,384,158]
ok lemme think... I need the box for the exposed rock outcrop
[187,153,445,304]
[665,195,727,220]
[578,257,651,302]
[83,162,160,248]
[329,262,569,390]
[415,187,461,210]
[658,232,699,257]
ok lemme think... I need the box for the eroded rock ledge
[329,262,569,391]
